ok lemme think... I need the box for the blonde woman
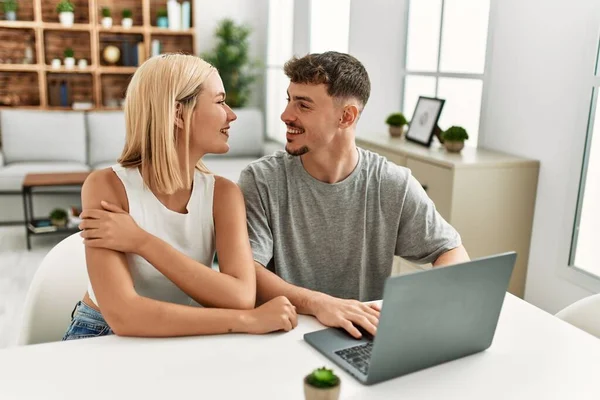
[63,54,297,340]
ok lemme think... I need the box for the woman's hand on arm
[82,169,297,336]
[81,175,257,310]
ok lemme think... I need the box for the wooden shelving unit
[0,0,195,109]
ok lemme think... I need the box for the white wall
[194,0,269,109]
[480,0,600,312]
[348,0,408,137]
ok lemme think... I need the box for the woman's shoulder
[82,167,129,211]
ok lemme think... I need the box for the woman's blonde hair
[119,53,215,194]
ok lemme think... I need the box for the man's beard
[285,144,309,156]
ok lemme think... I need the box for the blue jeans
[62,301,114,341]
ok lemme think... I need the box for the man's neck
[300,139,359,184]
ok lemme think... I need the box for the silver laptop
[304,252,516,385]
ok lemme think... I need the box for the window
[403,0,490,146]
[570,40,600,278]
[265,0,294,143]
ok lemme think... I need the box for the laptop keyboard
[335,342,373,375]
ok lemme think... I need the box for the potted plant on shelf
[4,0,18,21]
[49,208,68,228]
[156,8,168,28]
[56,0,74,27]
[303,367,341,400]
[385,112,408,138]
[121,8,133,28]
[441,126,469,153]
[63,47,75,69]
[101,7,112,28]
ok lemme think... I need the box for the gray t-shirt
[238,148,461,301]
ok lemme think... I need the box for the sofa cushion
[91,162,115,171]
[86,111,126,166]
[0,110,86,164]
[0,162,89,192]
[223,108,264,158]
[202,157,257,183]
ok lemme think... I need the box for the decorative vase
[444,140,465,153]
[77,58,88,69]
[64,57,75,69]
[59,11,74,27]
[157,16,168,28]
[303,381,341,400]
[101,16,112,28]
[6,11,17,21]
[388,125,405,138]
[51,58,61,69]
[121,17,133,28]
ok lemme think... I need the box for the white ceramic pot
[121,17,133,28]
[64,57,75,69]
[59,11,74,27]
[77,59,88,69]
[51,58,61,69]
[5,11,17,21]
[101,17,112,28]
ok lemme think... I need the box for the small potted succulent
[49,208,68,227]
[385,112,408,138]
[121,8,133,28]
[304,367,341,400]
[156,8,168,28]
[4,0,18,21]
[101,7,112,28]
[63,47,75,69]
[56,0,74,27]
[441,126,469,153]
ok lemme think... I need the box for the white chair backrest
[17,233,88,345]
[555,294,600,339]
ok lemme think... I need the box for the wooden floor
[0,226,66,348]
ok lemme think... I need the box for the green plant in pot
[202,18,260,108]
[156,8,168,28]
[4,0,18,21]
[56,0,74,27]
[121,8,133,28]
[101,6,112,28]
[304,367,341,400]
[441,126,469,153]
[49,208,68,227]
[385,112,408,138]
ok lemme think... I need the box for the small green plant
[385,112,407,127]
[442,126,469,142]
[49,208,68,221]
[4,0,18,13]
[56,0,74,13]
[122,8,132,18]
[64,47,74,58]
[101,7,110,18]
[304,367,340,389]
[156,8,167,18]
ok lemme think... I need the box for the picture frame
[405,96,445,147]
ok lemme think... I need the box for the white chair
[555,294,600,339]
[17,233,88,345]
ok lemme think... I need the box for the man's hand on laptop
[311,294,380,339]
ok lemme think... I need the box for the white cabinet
[356,132,539,298]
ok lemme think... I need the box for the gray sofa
[0,108,265,222]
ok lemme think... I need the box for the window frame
[400,0,494,147]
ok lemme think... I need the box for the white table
[1,295,599,399]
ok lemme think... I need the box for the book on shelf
[28,219,57,233]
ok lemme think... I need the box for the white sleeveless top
[87,164,216,307]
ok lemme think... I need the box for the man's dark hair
[283,51,371,110]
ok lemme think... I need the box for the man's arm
[255,262,380,339]
[433,245,470,267]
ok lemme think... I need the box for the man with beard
[238,51,469,338]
